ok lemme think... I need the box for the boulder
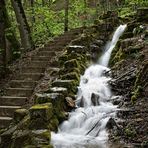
[35,93,63,104]
[91,93,100,106]
[65,97,75,108]
[61,72,80,82]
[29,103,53,129]
[66,45,87,54]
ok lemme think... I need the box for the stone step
[10,80,37,88]
[29,61,48,68]
[20,67,45,73]
[15,73,43,81]
[37,51,56,56]
[6,88,33,97]
[40,46,64,51]
[31,56,50,61]
[0,106,21,117]
[0,96,27,106]
[0,117,12,129]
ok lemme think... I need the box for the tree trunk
[11,0,34,51]
[0,0,6,75]
[30,0,35,25]
[64,0,69,32]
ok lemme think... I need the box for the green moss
[131,86,142,103]
[125,128,137,138]
[131,61,148,103]
[29,118,50,130]
[61,72,80,82]
[52,79,78,93]
[48,116,59,131]
[64,59,80,69]
[59,54,68,65]
[110,47,125,66]
[14,109,29,123]
[29,103,53,126]
[59,66,84,76]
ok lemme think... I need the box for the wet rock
[76,96,84,107]
[65,97,75,108]
[91,93,100,106]
[106,118,118,130]
[111,96,124,106]
[14,109,29,123]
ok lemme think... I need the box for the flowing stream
[51,25,127,148]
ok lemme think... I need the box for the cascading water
[51,25,127,148]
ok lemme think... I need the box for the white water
[51,25,127,148]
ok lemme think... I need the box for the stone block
[29,103,53,121]
[35,93,63,104]
[14,109,29,123]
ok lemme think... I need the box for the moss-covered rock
[66,45,87,54]
[29,103,53,121]
[48,116,59,131]
[14,109,29,123]
[29,103,53,130]
[52,79,78,93]
[35,93,63,105]
[60,72,80,82]
[64,59,80,69]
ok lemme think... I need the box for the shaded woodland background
[0,0,147,78]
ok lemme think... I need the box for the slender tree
[64,0,69,32]
[0,0,20,77]
[11,0,34,51]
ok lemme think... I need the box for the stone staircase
[0,28,84,129]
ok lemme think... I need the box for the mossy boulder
[64,59,80,69]
[51,79,78,93]
[29,103,53,130]
[34,93,65,115]
[60,72,80,82]
[14,109,29,123]
[7,129,52,148]
[59,67,81,76]
[35,93,64,104]
[66,45,87,54]
[31,129,51,145]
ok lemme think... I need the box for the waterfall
[51,25,127,148]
